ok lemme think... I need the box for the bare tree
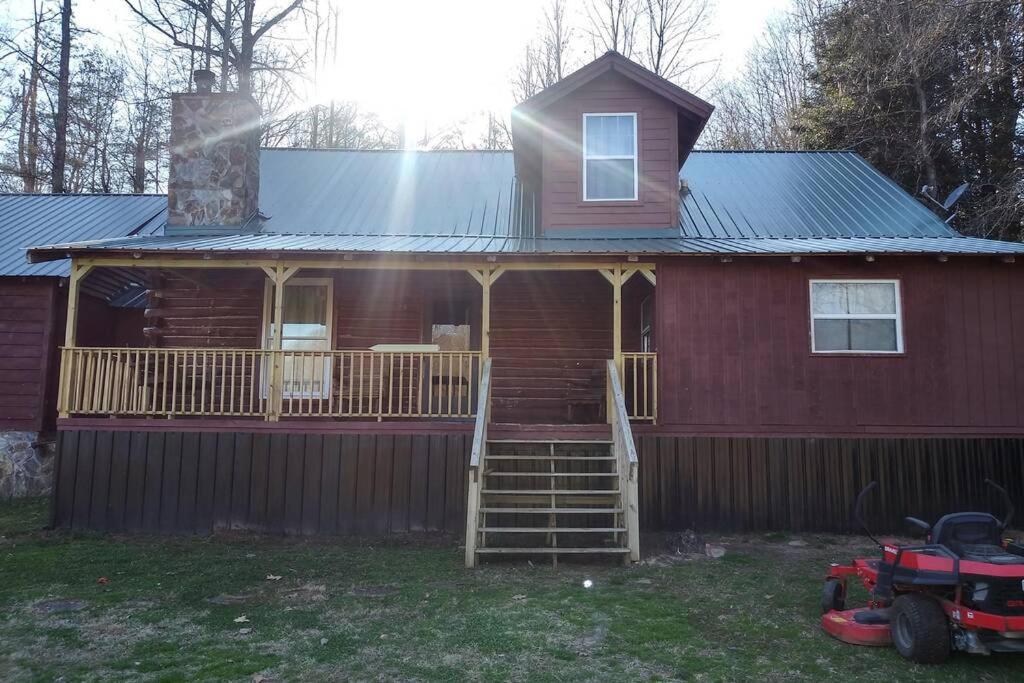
[707,10,814,150]
[586,0,638,58]
[124,0,305,96]
[513,0,575,102]
[640,0,716,86]
[15,2,47,192]
[51,0,72,193]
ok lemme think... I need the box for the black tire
[890,594,950,665]
[821,579,845,613]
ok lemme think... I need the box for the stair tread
[487,439,613,444]
[485,456,616,461]
[485,472,618,477]
[475,547,630,554]
[479,527,626,533]
[482,489,619,495]
[480,507,623,513]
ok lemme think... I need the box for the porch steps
[468,439,631,566]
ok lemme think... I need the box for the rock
[670,529,704,554]
[635,578,653,585]
[788,540,809,547]
[704,543,727,559]
[233,615,250,623]
[0,431,55,499]
[319,638,328,646]
[238,628,252,635]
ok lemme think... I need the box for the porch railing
[58,347,482,420]
[607,359,640,562]
[622,352,657,422]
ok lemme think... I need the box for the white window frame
[809,279,904,354]
[582,112,639,202]
[261,277,334,399]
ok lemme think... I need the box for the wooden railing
[463,359,492,568]
[607,359,640,563]
[622,352,657,422]
[58,347,482,420]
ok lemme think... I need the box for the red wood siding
[539,70,679,232]
[656,256,1024,435]
[0,279,59,432]
[490,271,612,423]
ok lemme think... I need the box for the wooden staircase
[465,360,640,567]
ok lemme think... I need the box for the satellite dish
[942,182,970,211]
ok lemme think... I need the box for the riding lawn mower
[821,480,1024,664]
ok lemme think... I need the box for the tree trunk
[52,0,73,194]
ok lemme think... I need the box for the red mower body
[819,481,1024,663]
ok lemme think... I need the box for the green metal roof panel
[0,193,165,277]
[679,151,958,239]
[253,149,524,237]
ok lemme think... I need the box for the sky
[3,0,790,137]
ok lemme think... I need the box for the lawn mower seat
[931,512,1023,564]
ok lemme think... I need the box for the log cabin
[23,53,1024,565]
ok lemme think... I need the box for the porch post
[481,271,491,362]
[264,264,300,421]
[58,260,93,418]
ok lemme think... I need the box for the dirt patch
[207,593,257,606]
[33,598,87,614]
[282,582,327,602]
[347,584,397,598]
[573,613,609,656]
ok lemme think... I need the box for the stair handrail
[607,359,640,562]
[465,358,492,567]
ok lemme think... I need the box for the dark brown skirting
[52,430,1024,535]
[53,430,469,535]
[636,435,1024,533]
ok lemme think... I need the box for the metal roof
[0,193,165,277]
[250,149,525,237]
[680,151,959,239]
[27,231,1024,257]
[21,149,1024,262]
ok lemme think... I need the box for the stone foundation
[0,431,54,499]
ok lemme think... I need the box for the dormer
[512,52,713,237]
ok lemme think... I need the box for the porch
[57,260,658,425]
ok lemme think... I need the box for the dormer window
[583,113,638,201]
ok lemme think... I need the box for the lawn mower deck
[820,481,1024,664]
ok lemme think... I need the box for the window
[810,280,903,354]
[262,278,333,398]
[583,113,638,201]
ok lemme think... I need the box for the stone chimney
[167,70,261,231]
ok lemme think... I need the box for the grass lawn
[0,497,1021,681]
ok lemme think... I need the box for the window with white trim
[583,113,638,201]
[262,278,334,398]
[809,280,903,353]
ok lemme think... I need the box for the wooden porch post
[263,265,299,421]
[58,261,93,418]
[600,266,624,422]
